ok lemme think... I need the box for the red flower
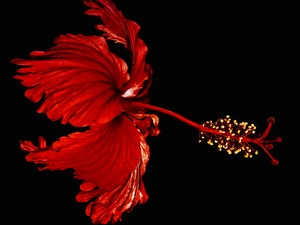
[12,0,159,224]
[12,0,281,224]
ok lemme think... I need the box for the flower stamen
[130,102,281,165]
[198,116,281,165]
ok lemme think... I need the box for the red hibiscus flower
[12,0,281,224]
[12,0,159,224]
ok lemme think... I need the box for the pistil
[131,101,281,165]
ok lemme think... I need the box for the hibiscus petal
[128,113,160,137]
[20,136,48,152]
[24,115,141,192]
[12,34,130,126]
[13,1,158,224]
[76,136,150,224]
[84,0,132,48]
[83,0,153,98]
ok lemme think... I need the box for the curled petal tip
[30,51,46,57]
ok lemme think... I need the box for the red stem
[131,102,200,129]
[131,102,252,142]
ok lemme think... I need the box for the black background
[4,0,297,224]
